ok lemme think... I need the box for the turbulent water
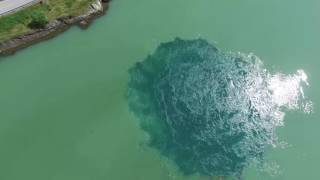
[127,38,311,178]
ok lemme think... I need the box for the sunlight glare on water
[268,69,312,113]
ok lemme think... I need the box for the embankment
[0,0,110,56]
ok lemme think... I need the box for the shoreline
[0,0,110,56]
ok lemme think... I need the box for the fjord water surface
[0,0,319,179]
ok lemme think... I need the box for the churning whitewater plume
[127,38,312,178]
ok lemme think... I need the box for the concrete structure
[0,0,40,17]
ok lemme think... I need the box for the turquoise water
[0,0,319,179]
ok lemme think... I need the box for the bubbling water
[127,38,311,178]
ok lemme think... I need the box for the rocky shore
[0,0,110,56]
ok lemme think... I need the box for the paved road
[0,0,39,16]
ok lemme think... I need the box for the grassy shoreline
[0,0,96,43]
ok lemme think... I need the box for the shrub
[28,12,48,29]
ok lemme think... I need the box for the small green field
[0,0,95,43]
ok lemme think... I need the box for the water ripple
[127,38,312,178]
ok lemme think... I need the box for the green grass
[0,0,96,43]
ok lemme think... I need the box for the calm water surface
[0,0,319,179]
